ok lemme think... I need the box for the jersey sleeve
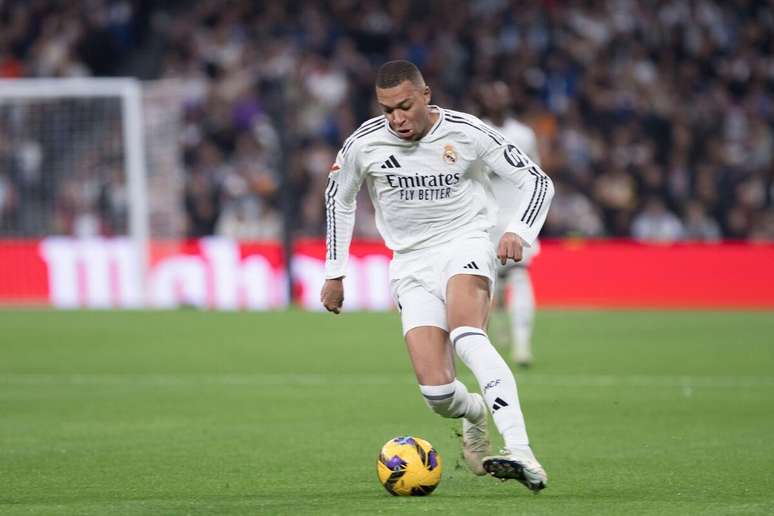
[476,122,554,246]
[324,144,366,279]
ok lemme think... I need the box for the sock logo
[492,397,509,411]
[380,155,401,169]
[463,261,479,270]
[483,379,501,393]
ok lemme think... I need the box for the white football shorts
[389,235,496,336]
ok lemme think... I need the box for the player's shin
[450,326,532,455]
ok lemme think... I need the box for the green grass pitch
[1,309,773,515]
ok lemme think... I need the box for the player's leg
[404,325,454,385]
[508,266,535,366]
[488,268,512,349]
[446,272,547,491]
[405,326,485,427]
[397,286,489,475]
[447,274,531,450]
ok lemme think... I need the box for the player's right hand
[320,278,345,314]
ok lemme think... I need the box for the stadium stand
[1,0,772,241]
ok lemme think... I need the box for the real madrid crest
[443,144,457,164]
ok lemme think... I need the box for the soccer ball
[376,436,442,496]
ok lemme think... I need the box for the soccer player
[479,81,542,367]
[320,61,553,492]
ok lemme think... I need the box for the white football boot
[482,448,548,492]
[461,393,489,476]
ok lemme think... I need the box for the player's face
[376,81,432,141]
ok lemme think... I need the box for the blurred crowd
[1,0,774,242]
[0,0,148,236]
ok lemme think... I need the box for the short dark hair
[375,60,425,89]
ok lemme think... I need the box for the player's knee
[449,325,488,363]
[419,382,461,418]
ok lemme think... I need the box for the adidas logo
[462,261,479,270]
[380,155,401,169]
[492,397,509,412]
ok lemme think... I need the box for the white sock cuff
[419,381,456,400]
[449,326,488,349]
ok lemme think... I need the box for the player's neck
[415,109,440,140]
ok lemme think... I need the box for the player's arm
[477,123,554,263]
[320,144,365,314]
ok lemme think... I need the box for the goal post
[0,78,150,302]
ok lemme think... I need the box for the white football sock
[419,379,484,421]
[508,268,535,362]
[450,326,530,449]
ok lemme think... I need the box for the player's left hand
[320,278,345,314]
[497,232,526,265]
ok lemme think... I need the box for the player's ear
[423,85,432,104]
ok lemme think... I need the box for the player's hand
[320,278,345,314]
[497,232,526,265]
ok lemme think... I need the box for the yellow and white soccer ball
[376,436,442,496]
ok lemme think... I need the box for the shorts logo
[443,144,457,164]
[463,261,479,270]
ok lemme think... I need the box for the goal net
[0,78,185,307]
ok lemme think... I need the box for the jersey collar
[426,106,444,138]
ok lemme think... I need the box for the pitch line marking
[0,373,773,389]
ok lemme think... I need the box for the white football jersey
[324,107,553,278]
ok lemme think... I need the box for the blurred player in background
[479,81,542,368]
[321,61,553,491]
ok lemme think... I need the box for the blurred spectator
[544,181,604,238]
[184,142,224,237]
[749,210,774,241]
[0,171,17,229]
[216,196,281,240]
[632,198,685,242]
[682,200,722,241]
